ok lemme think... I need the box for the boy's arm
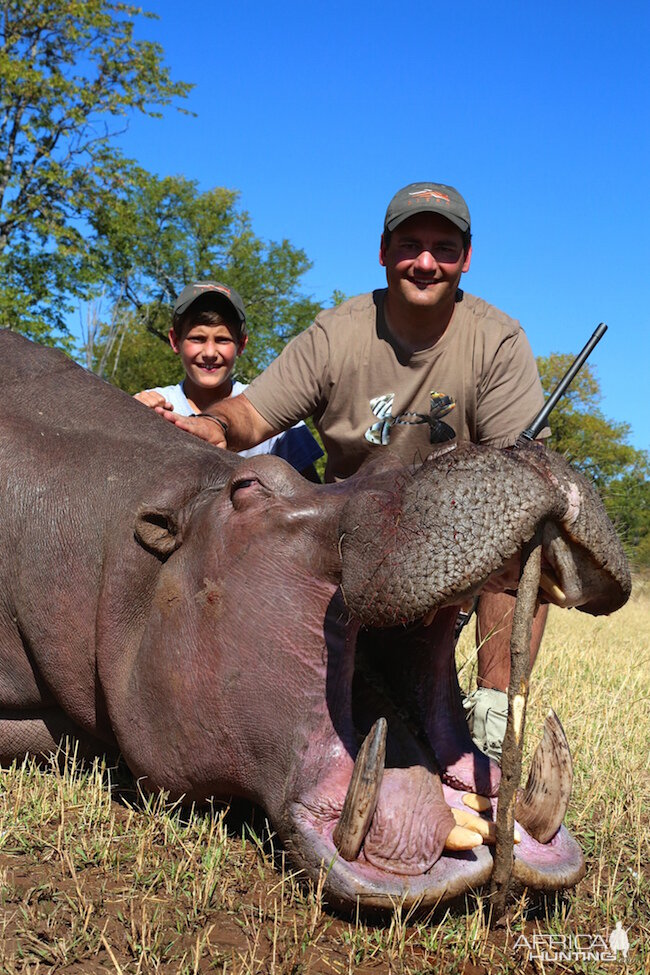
[156,393,280,451]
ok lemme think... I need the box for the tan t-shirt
[246,289,546,482]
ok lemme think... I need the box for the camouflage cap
[384,182,471,235]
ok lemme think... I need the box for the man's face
[379,212,472,314]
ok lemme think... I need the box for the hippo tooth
[451,807,496,843]
[515,709,573,844]
[333,717,387,861]
[444,825,483,851]
[451,807,520,844]
[422,607,437,627]
[540,570,569,607]
[462,793,492,813]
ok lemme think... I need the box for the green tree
[538,353,650,565]
[538,354,639,490]
[0,0,191,343]
[85,171,324,391]
[601,464,650,569]
[81,297,183,392]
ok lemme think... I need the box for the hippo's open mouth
[284,597,584,912]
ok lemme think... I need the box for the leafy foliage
[83,302,184,394]
[602,465,650,568]
[0,0,191,341]
[539,353,650,565]
[538,354,639,489]
[85,171,324,390]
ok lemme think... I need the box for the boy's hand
[155,408,228,449]
[134,390,173,411]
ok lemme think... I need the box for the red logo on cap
[194,283,231,296]
[408,189,450,206]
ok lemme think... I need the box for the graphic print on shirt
[364,391,457,446]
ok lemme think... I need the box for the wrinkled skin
[0,332,631,912]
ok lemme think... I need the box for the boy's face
[169,321,246,392]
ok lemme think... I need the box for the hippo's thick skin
[0,331,630,913]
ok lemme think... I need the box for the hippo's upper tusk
[515,709,573,844]
[540,569,569,607]
[333,717,387,861]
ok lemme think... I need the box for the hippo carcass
[0,331,630,912]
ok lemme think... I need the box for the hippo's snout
[338,443,630,628]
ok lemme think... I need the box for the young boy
[135,281,322,479]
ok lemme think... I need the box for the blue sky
[115,0,649,451]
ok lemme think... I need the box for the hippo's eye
[230,476,263,507]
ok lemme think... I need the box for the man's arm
[476,591,548,691]
[476,326,549,446]
[156,393,281,451]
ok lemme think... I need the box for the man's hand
[152,393,278,452]
[154,408,229,448]
[133,390,173,410]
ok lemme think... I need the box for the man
[159,182,549,759]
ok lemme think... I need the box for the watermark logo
[514,924,630,963]
[610,921,630,959]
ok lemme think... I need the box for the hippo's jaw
[278,602,584,912]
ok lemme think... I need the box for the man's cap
[173,281,247,330]
[384,182,471,235]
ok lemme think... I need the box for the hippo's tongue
[362,766,454,875]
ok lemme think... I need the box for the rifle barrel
[517,322,608,445]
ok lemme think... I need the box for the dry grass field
[0,579,648,974]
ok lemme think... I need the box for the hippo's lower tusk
[451,807,496,843]
[540,570,568,607]
[451,807,520,845]
[333,717,387,861]
[515,709,573,844]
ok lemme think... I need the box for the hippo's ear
[134,505,184,557]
